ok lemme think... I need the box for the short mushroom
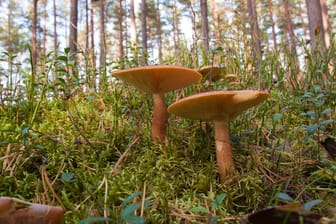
[167,90,269,182]
[199,65,226,82]
[112,65,202,144]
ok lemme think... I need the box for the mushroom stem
[214,121,235,182]
[152,93,168,144]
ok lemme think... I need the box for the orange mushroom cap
[167,90,269,121]
[112,65,202,94]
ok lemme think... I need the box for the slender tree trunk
[320,0,330,48]
[53,0,58,58]
[130,0,137,47]
[43,0,47,59]
[200,0,209,52]
[118,0,124,59]
[69,0,78,61]
[156,0,163,64]
[283,0,298,59]
[268,0,277,51]
[32,0,38,77]
[141,0,148,65]
[247,0,261,76]
[99,0,106,91]
[90,0,96,90]
[85,0,89,55]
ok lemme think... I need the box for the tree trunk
[118,0,124,59]
[247,0,261,78]
[130,0,137,48]
[90,0,96,90]
[53,0,58,58]
[156,0,163,64]
[200,0,209,52]
[305,0,326,51]
[99,0,106,89]
[42,0,47,60]
[32,0,38,77]
[283,0,298,60]
[268,0,277,51]
[69,0,78,61]
[320,0,330,48]
[141,0,148,65]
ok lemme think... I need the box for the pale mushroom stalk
[152,93,168,144]
[214,121,235,182]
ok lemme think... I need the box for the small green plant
[190,193,226,224]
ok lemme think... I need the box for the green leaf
[210,216,219,224]
[123,215,145,224]
[211,193,226,211]
[305,124,319,135]
[64,47,70,54]
[121,202,141,220]
[79,217,112,224]
[302,199,322,211]
[57,55,68,62]
[190,206,209,214]
[321,108,332,115]
[320,119,333,126]
[61,172,76,183]
[120,192,142,207]
[273,113,282,121]
[275,192,294,201]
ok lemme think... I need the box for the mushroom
[167,90,269,182]
[112,65,202,144]
[0,197,64,224]
[199,65,226,82]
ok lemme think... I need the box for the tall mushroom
[167,90,269,182]
[112,65,202,144]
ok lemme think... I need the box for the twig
[113,136,139,175]
[41,165,65,209]
[140,181,146,217]
[75,175,107,211]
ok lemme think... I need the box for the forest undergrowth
[0,43,336,223]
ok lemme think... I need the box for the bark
[85,0,89,55]
[118,0,124,59]
[43,0,47,59]
[268,0,277,51]
[200,0,210,52]
[283,0,299,62]
[90,0,96,89]
[32,0,38,77]
[305,0,326,51]
[53,0,58,58]
[99,0,106,74]
[156,1,163,64]
[320,0,330,48]
[141,0,148,64]
[247,0,261,59]
[130,0,137,47]
[69,0,78,61]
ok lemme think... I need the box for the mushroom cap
[199,65,226,81]
[112,65,202,94]
[167,90,269,121]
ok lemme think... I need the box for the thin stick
[140,181,146,217]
